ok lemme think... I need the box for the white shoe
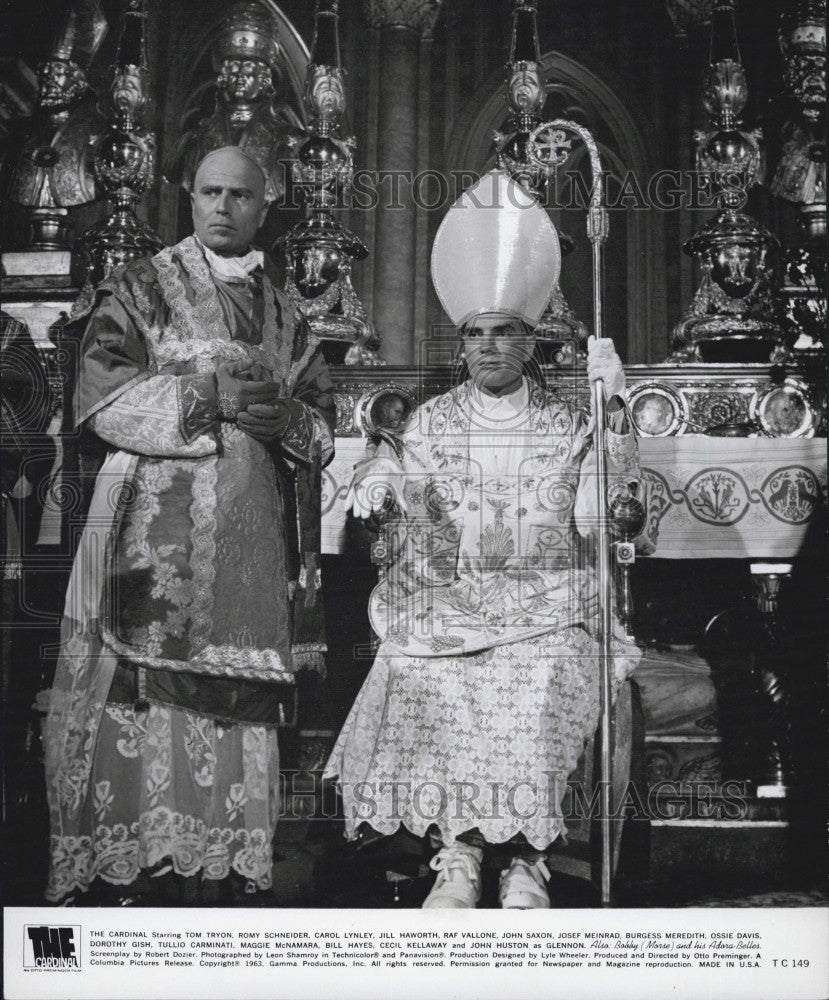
[498,857,551,909]
[422,844,483,909]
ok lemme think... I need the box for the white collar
[466,377,529,422]
[197,238,263,281]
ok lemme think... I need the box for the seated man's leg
[496,833,552,909]
[424,828,552,909]
[422,826,485,909]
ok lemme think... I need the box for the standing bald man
[43,147,335,905]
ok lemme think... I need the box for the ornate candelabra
[74,0,162,305]
[672,1,790,363]
[492,0,587,362]
[274,0,381,366]
[493,1,547,198]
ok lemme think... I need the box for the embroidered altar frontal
[641,437,826,559]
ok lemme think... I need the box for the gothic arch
[443,50,667,363]
[174,2,309,130]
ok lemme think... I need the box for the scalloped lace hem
[45,829,273,903]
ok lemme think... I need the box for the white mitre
[430,169,561,328]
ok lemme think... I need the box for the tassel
[133,667,150,713]
[300,552,321,608]
[292,646,326,676]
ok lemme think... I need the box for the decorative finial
[74,0,163,303]
[275,0,380,365]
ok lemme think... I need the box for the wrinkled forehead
[462,313,532,339]
[193,148,265,197]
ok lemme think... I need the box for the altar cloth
[320,436,826,561]
[639,436,826,560]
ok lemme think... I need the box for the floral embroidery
[242,727,269,801]
[106,705,147,758]
[225,783,248,822]
[93,781,114,822]
[475,498,514,570]
[368,380,655,657]
[45,702,280,900]
[144,706,173,807]
[188,456,219,652]
[185,715,216,788]
[89,378,217,459]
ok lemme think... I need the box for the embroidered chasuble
[43,236,335,901]
[325,378,656,851]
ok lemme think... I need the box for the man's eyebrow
[198,184,255,196]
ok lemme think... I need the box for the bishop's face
[308,66,346,119]
[462,313,535,395]
[111,67,145,118]
[783,52,826,120]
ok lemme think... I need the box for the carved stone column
[364,1,442,364]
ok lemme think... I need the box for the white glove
[587,335,626,403]
[345,456,409,519]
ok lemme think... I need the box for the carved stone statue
[4,1,107,249]
[163,1,302,201]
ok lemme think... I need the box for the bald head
[191,146,269,257]
[193,146,267,197]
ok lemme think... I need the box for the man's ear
[258,200,270,228]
